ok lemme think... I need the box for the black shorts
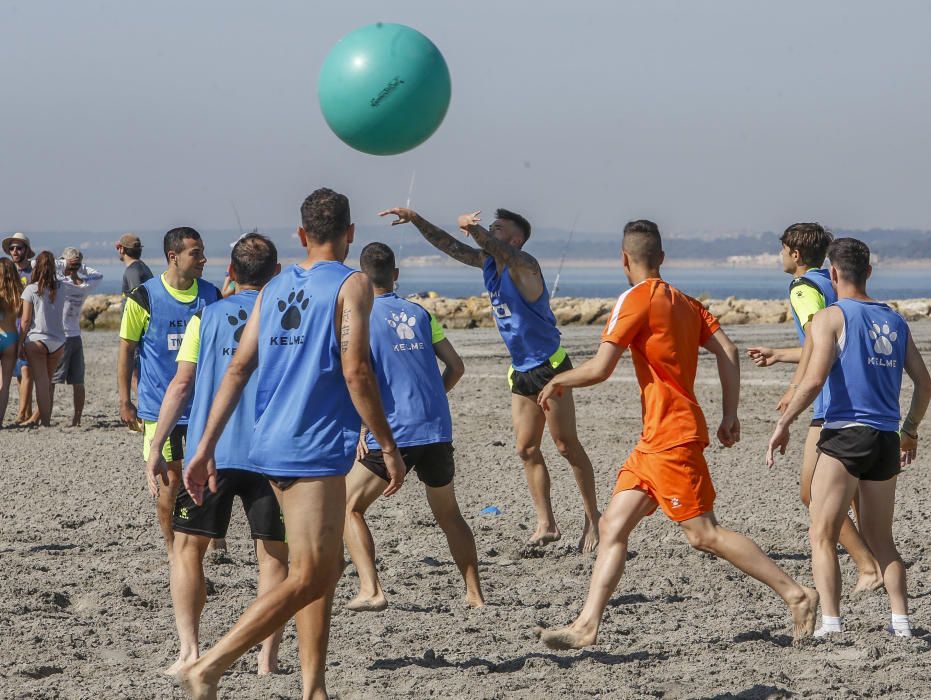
[360,442,455,488]
[817,426,901,482]
[508,351,573,397]
[173,468,286,540]
[810,418,825,428]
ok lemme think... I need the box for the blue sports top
[184,290,260,472]
[824,299,908,432]
[365,292,453,449]
[250,262,361,478]
[133,276,220,422]
[482,256,561,371]
[789,268,837,421]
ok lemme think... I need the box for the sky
[2,0,931,237]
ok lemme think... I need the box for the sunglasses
[8,245,25,251]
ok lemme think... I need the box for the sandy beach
[2,321,930,699]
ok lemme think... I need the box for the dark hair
[622,219,663,267]
[31,251,60,303]
[231,233,278,287]
[359,242,396,290]
[0,258,24,315]
[827,237,871,286]
[780,223,833,268]
[495,208,531,242]
[301,188,351,243]
[123,246,143,260]
[163,227,203,261]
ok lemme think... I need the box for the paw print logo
[226,308,248,342]
[278,290,309,330]
[869,322,898,356]
[387,311,416,339]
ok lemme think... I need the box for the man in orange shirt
[535,220,818,648]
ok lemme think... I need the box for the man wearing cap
[117,233,153,301]
[2,232,36,422]
[53,248,103,426]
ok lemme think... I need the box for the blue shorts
[0,332,15,354]
[14,357,27,380]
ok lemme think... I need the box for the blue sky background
[2,1,930,235]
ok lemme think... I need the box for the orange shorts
[613,442,716,522]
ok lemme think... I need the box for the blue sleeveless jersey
[365,293,453,450]
[137,277,220,422]
[250,262,361,478]
[482,256,561,371]
[186,290,260,472]
[824,299,908,432]
[789,268,836,420]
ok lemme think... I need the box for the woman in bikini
[0,258,25,427]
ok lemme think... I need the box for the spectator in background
[54,247,103,426]
[3,232,36,423]
[0,259,24,427]
[117,233,153,301]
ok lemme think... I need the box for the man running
[118,228,220,556]
[748,223,881,592]
[379,207,600,552]
[146,233,287,676]
[768,237,931,638]
[177,189,406,700]
[3,232,35,422]
[345,242,483,612]
[535,220,817,650]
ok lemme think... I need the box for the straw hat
[2,232,35,259]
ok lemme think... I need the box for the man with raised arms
[768,237,931,637]
[118,228,220,557]
[145,233,287,676]
[177,189,406,700]
[345,242,483,612]
[535,220,818,650]
[749,223,882,592]
[379,206,600,552]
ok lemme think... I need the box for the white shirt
[56,261,103,338]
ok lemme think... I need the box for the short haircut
[828,237,871,287]
[495,208,531,242]
[231,233,278,287]
[780,223,833,268]
[301,188,351,243]
[163,227,202,261]
[622,219,663,268]
[359,242,396,290]
[123,246,143,260]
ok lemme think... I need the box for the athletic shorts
[508,347,572,397]
[613,442,716,522]
[817,426,901,481]
[173,468,285,540]
[360,442,455,488]
[52,336,85,385]
[142,420,186,463]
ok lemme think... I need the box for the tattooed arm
[379,208,485,268]
[337,272,406,495]
[459,211,545,302]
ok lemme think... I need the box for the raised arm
[703,328,741,447]
[338,272,407,496]
[379,208,485,268]
[458,211,543,289]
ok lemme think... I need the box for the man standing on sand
[379,206,600,552]
[177,189,406,700]
[768,237,931,638]
[3,232,36,423]
[535,220,817,650]
[748,223,882,593]
[344,242,484,612]
[118,228,220,557]
[117,233,153,302]
[146,233,288,677]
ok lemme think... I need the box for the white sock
[890,613,912,637]
[814,615,843,637]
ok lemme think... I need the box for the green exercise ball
[318,23,451,155]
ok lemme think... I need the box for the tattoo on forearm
[466,225,538,274]
[413,217,484,267]
[340,309,351,353]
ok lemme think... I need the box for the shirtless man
[345,242,483,612]
[178,189,406,700]
[768,237,931,637]
[536,220,817,650]
[379,207,600,552]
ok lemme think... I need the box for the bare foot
[527,524,561,547]
[465,590,485,608]
[578,512,600,553]
[177,664,218,700]
[256,655,278,675]
[852,571,884,594]
[346,592,388,612]
[789,586,819,643]
[70,417,82,427]
[534,624,597,650]
[164,657,185,677]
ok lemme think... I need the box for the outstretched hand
[537,381,564,411]
[747,346,778,367]
[717,415,741,447]
[766,423,790,468]
[458,211,481,233]
[378,208,415,226]
[184,449,218,506]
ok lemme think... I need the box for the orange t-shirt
[601,278,720,453]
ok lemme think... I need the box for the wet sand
[2,322,930,699]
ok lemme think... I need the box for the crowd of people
[5,190,930,700]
